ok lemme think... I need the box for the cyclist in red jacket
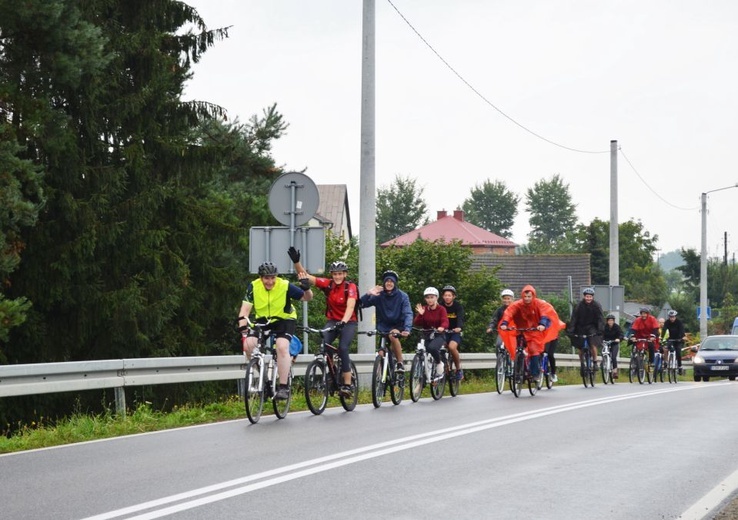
[629,307,660,364]
[413,287,449,379]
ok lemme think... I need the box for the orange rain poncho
[498,285,565,359]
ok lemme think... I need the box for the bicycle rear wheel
[304,359,328,415]
[447,359,460,397]
[244,358,265,424]
[410,354,424,402]
[371,356,385,408]
[340,362,359,411]
[495,352,506,394]
[272,366,293,419]
[390,359,404,405]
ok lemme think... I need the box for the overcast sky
[184,0,738,260]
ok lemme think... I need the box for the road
[1,381,737,519]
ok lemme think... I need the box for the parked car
[691,335,738,382]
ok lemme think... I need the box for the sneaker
[456,369,464,381]
[339,385,353,398]
[613,369,619,379]
[678,367,684,375]
[551,374,558,383]
[275,385,290,400]
[435,363,445,378]
[395,362,405,373]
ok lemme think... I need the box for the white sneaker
[435,363,445,378]
[551,374,558,383]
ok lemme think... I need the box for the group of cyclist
[238,248,686,404]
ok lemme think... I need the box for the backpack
[326,280,363,321]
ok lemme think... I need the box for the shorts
[247,318,296,341]
[445,332,463,347]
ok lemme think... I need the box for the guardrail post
[114,387,126,417]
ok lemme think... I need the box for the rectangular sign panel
[249,226,326,275]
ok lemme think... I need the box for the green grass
[0,368,694,454]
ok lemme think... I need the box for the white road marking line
[679,467,738,520]
[83,384,711,520]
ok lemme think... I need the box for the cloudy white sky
[184,0,738,260]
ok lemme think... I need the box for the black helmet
[381,270,399,284]
[329,261,348,272]
[258,262,278,276]
[441,285,456,295]
[639,307,650,314]
[606,314,615,320]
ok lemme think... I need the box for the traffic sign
[697,306,712,320]
[268,172,319,227]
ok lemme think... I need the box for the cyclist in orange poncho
[498,285,564,378]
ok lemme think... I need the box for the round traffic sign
[268,172,320,226]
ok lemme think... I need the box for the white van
[732,317,738,335]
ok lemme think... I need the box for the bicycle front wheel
[600,355,609,385]
[390,359,404,405]
[637,355,645,384]
[410,354,424,402]
[511,353,525,398]
[272,366,293,419]
[340,362,359,412]
[528,371,542,396]
[581,360,589,388]
[431,366,446,401]
[304,359,328,415]
[495,352,506,394]
[244,358,265,424]
[371,355,385,408]
[629,355,637,383]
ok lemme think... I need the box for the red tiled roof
[382,210,517,248]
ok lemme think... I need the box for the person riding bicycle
[288,247,358,397]
[567,287,605,372]
[602,313,625,378]
[628,307,660,365]
[498,285,563,380]
[660,310,685,375]
[487,288,515,342]
[440,285,465,381]
[414,287,449,380]
[238,262,313,400]
[360,270,413,372]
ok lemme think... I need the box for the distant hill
[658,250,685,272]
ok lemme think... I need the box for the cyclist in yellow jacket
[238,262,313,400]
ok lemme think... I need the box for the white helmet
[423,287,439,297]
[501,289,514,298]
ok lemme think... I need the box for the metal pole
[609,140,619,286]
[700,192,708,340]
[358,0,376,358]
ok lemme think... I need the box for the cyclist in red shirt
[629,307,660,365]
[413,287,449,379]
[289,247,358,397]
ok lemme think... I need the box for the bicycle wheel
[446,357,460,397]
[511,352,524,398]
[637,355,645,384]
[430,363,446,401]
[581,359,589,388]
[272,366,293,419]
[304,359,328,415]
[390,359,404,405]
[542,354,553,389]
[629,355,637,384]
[528,369,542,396]
[601,355,609,385]
[646,361,653,385]
[371,355,385,408]
[410,354,424,402]
[588,358,595,387]
[340,362,359,412]
[244,357,265,424]
[495,352,506,394]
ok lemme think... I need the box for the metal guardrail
[0,353,691,414]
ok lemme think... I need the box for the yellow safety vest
[251,278,297,320]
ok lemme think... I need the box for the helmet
[582,287,595,296]
[258,262,278,276]
[501,289,514,298]
[423,287,439,297]
[639,307,650,314]
[381,270,399,284]
[606,314,615,320]
[667,310,678,317]
[329,261,348,272]
[441,285,456,295]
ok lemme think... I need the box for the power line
[385,0,609,155]
[618,147,699,211]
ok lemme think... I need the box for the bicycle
[300,324,359,415]
[600,339,616,385]
[239,319,294,424]
[652,342,664,383]
[628,337,653,385]
[359,330,404,408]
[409,328,447,402]
[541,350,554,389]
[664,339,681,384]
[495,341,512,394]
[569,333,597,388]
[506,327,542,397]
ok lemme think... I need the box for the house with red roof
[381,210,516,254]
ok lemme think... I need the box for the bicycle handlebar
[358,330,402,338]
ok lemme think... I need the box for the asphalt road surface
[2,380,737,519]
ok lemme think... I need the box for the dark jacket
[361,287,413,332]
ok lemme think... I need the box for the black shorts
[248,318,296,341]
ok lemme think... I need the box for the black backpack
[326,280,363,321]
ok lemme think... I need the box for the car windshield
[700,338,738,351]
